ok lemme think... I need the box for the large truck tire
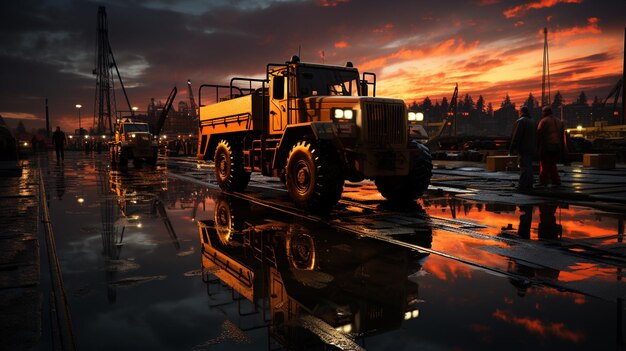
[375,142,432,203]
[285,141,344,212]
[214,139,251,191]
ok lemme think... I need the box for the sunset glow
[0,0,623,132]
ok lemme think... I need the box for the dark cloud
[0,0,624,130]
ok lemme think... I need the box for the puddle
[41,153,626,350]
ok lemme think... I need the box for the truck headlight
[333,108,355,120]
[131,133,136,138]
[408,112,424,122]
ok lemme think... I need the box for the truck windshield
[123,124,149,132]
[297,67,360,97]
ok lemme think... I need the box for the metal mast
[93,6,133,135]
[541,27,551,107]
[187,79,198,119]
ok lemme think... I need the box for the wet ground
[38,151,626,350]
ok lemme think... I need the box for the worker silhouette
[537,107,565,186]
[510,106,537,192]
[538,203,562,240]
[52,126,66,162]
[517,205,533,239]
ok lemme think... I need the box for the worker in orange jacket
[536,107,565,186]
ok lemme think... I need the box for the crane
[187,79,199,119]
[153,86,178,136]
[602,78,623,118]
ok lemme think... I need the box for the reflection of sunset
[558,262,618,282]
[423,198,623,243]
[493,309,584,343]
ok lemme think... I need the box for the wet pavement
[22,151,626,349]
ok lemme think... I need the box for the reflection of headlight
[335,324,352,333]
[408,112,424,121]
[333,108,355,120]
[404,309,420,320]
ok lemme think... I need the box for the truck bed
[199,94,268,134]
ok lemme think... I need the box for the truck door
[270,75,289,134]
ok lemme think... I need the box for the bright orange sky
[0,0,623,133]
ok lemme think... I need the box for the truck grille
[363,102,406,146]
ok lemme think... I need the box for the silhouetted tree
[592,96,601,106]
[422,96,433,111]
[476,95,485,113]
[524,93,538,109]
[441,97,449,112]
[552,91,563,107]
[487,102,494,116]
[462,94,474,112]
[576,91,588,106]
[409,101,418,112]
[501,93,514,108]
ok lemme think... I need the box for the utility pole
[541,27,551,107]
[622,27,626,125]
[45,98,50,137]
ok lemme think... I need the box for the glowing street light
[75,104,83,135]
[576,125,583,132]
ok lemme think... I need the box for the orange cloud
[552,17,602,38]
[504,0,583,19]
[493,309,584,343]
[0,111,41,120]
[334,41,349,49]
[360,38,479,71]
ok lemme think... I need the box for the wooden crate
[486,155,518,172]
[583,154,615,169]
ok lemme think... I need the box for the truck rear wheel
[214,140,250,191]
[285,141,344,212]
[375,146,432,203]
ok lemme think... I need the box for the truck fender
[272,122,343,171]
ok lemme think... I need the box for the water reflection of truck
[197,195,432,349]
[197,56,432,211]
[101,168,179,303]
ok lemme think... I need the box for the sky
[0,0,624,132]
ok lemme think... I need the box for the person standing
[537,107,565,186]
[52,126,66,162]
[510,106,536,192]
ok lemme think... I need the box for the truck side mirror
[360,81,368,97]
[273,76,285,100]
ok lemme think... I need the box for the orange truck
[197,56,432,211]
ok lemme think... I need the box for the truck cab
[110,119,158,168]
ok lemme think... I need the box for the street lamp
[75,104,82,135]
[132,106,138,117]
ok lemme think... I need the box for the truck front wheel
[375,146,432,203]
[214,140,250,191]
[285,141,344,212]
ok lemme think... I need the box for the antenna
[541,27,551,107]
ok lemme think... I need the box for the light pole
[75,104,82,135]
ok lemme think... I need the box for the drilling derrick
[93,6,133,135]
[541,27,551,107]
